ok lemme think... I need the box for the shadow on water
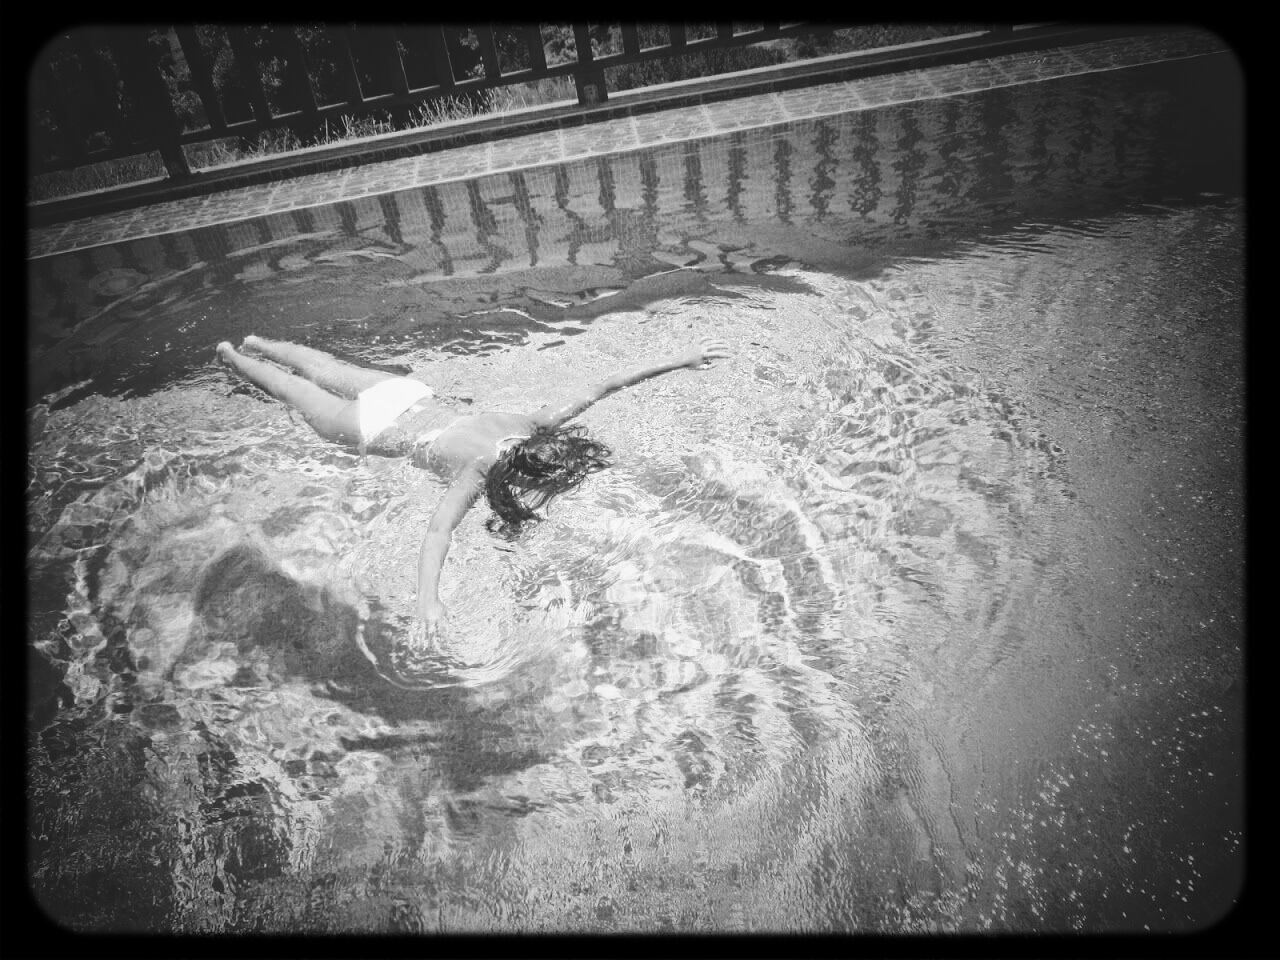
[29,537,553,930]
[184,542,550,777]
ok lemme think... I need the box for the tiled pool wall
[26,30,1236,346]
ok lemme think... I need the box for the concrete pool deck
[26,27,1229,262]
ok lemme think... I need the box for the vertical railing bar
[571,23,605,105]
[76,28,133,153]
[443,27,471,85]
[430,26,457,88]
[667,24,687,49]
[399,26,455,91]
[226,26,274,126]
[573,23,595,62]
[620,24,640,56]
[381,28,411,96]
[40,59,89,165]
[108,26,191,177]
[173,25,227,134]
[477,25,502,80]
[716,22,734,42]
[91,28,135,154]
[331,25,365,106]
[524,25,547,74]
[268,24,318,131]
[277,27,319,118]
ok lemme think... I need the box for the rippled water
[25,51,1248,932]
[26,188,1243,932]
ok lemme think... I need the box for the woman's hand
[411,600,448,648]
[685,337,732,369]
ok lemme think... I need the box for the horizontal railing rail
[29,23,1016,186]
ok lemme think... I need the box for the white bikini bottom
[356,378,434,444]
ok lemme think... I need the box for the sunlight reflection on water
[28,196,1243,932]
[28,47,1245,928]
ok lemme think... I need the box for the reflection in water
[26,53,1243,934]
[28,60,1228,404]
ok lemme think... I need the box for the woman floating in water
[216,334,730,637]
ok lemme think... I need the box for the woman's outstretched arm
[530,336,731,431]
[415,465,485,632]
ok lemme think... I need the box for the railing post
[173,26,227,135]
[278,28,319,110]
[572,23,606,105]
[331,26,366,107]
[620,24,640,57]
[226,27,274,131]
[477,26,501,81]
[370,27,410,96]
[110,27,191,179]
[39,59,90,167]
[368,26,411,125]
[525,25,548,73]
[400,26,455,90]
[276,27,321,140]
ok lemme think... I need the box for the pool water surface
[26,49,1244,934]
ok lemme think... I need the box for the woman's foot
[216,341,237,364]
[242,334,264,353]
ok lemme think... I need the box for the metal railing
[30,23,1005,184]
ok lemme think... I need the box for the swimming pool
[26,41,1244,933]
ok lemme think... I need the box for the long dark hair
[485,424,612,534]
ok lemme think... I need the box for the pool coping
[26,25,1231,262]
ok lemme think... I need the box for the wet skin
[216,335,732,643]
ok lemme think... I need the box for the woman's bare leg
[242,335,394,399]
[218,342,359,443]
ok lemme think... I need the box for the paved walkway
[27,28,1228,261]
